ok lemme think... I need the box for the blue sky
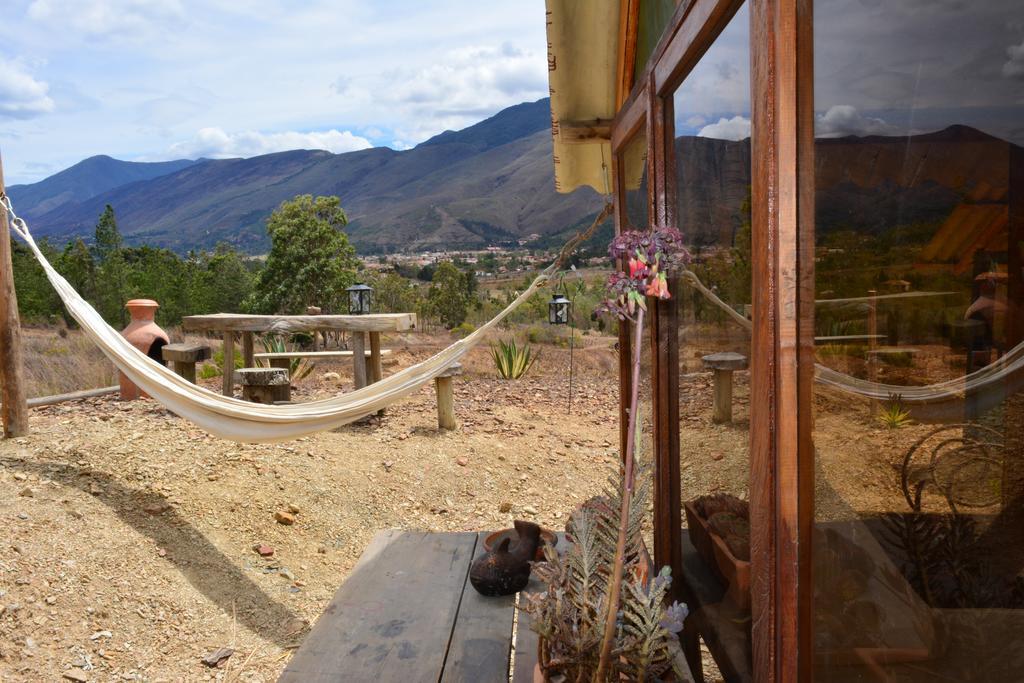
[0,0,550,184]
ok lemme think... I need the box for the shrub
[490,338,538,379]
[258,336,315,382]
[451,321,476,339]
[877,394,912,429]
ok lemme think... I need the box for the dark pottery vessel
[483,526,557,561]
[470,520,541,596]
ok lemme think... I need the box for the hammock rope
[678,268,1024,404]
[1,192,611,442]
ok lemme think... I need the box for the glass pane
[813,1,1024,680]
[635,0,677,81]
[621,128,649,230]
[672,4,752,679]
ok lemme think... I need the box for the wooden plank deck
[279,530,534,683]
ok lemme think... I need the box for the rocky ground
[0,337,627,682]
[0,326,958,682]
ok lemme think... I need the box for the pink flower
[645,273,671,299]
[628,257,645,279]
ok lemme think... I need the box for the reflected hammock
[679,269,1024,405]
[3,193,611,443]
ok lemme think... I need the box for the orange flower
[645,273,671,299]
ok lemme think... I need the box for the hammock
[679,269,1024,405]
[3,193,611,443]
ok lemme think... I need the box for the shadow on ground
[1,454,309,649]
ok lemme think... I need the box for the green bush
[451,321,476,338]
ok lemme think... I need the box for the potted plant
[523,228,691,681]
[684,493,751,611]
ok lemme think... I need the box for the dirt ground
[2,324,996,682]
[0,334,627,682]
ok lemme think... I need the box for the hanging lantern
[548,293,570,325]
[346,282,373,315]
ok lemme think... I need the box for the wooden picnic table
[181,313,416,396]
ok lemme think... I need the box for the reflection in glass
[813,1,1024,680]
[622,129,649,230]
[672,5,752,680]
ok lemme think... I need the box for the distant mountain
[11,101,1013,256]
[7,156,201,219]
[671,125,1017,248]
[14,98,604,254]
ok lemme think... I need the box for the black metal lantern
[548,293,570,325]
[346,282,373,315]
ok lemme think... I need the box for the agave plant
[490,338,537,379]
[524,462,687,681]
[259,336,315,382]
[878,393,911,429]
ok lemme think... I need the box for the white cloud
[697,115,750,141]
[815,105,896,137]
[0,58,55,119]
[1003,40,1024,79]
[26,0,185,38]
[377,41,548,143]
[684,115,707,128]
[167,127,372,158]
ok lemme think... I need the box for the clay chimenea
[119,299,170,400]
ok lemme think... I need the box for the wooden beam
[749,0,815,680]
[0,154,29,437]
[557,119,612,144]
[26,385,119,408]
[615,0,642,110]
[182,312,416,333]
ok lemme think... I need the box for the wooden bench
[279,530,536,682]
[254,349,392,372]
[161,343,211,383]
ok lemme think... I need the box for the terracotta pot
[119,299,169,400]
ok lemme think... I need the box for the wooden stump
[237,367,290,404]
[702,352,748,424]
[161,343,212,384]
[435,363,462,430]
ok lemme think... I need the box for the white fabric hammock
[679,270,1024,405]
[5,198,584,443]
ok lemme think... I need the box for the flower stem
[594,306,645,681]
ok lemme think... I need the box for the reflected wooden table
[182,313,416,396]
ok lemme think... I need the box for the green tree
[428,261,471,328]
[91,205,129,325]
[247,195,358,314]
[11,238,61,322]
[372,272,420,314]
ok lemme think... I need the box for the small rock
[201,647,234,668]
[287,503,300,514]
[89,630,112,641]
[143,502,170,515]
[68,509,85,520]
[523,505,539,516]
[456,457,468,467]
[18,487,33,498]
[498,502,512,513]
[317,546,327,554]
[157,549,167,558]
[382,461,394,472]
[13,473,27,481]
[321,372,341,382]
[711,452,724,462]
[253,544,275,557]
[279,567,296,581]
[274,511,295,526]
[63,671,88,682]
[88,484,102,495]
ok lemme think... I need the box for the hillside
[7,156,200,219]
[13,99,604,254]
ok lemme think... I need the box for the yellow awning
[545,0,619,195]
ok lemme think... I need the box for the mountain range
[7,97,1017,255]
[7,98,602,254]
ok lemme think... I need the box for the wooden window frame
[609,0,815,680]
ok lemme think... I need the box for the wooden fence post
[0,154,29,437]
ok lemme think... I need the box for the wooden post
[222,331,235,396]
[435,363,462,430]
[0,155,29,437]
[242,331,255,368]
[352,331,367,389]
[368,331,383,384]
